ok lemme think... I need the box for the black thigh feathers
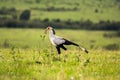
[56,39,79,54]
[56,44,67,54]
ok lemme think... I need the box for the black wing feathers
[63,39,79,47]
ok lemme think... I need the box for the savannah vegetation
[0,0,120,30]
[0,0,120,80]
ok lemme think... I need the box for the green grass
[0,0,120,22]
[0,49,120,80]
[0,28,120,80]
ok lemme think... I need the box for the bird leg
[63,50,67,62]
[58,54,61,61]
[59,45,67,62]
[56,46,61,61]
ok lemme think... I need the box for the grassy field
[0,28,120,80]
[0,0,120,22]
[0,49,120,80]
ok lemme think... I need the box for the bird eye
[47,26,51,29]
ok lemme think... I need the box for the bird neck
[49,29,55,37]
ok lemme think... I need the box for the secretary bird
[45,26,88,60]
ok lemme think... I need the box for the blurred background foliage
[0,0,120,30]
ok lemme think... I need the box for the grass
[0,28,120,80]
[0,49,120,80]
[0,0,120,22]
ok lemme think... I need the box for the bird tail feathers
[64,39,88,53]
[78,46,89,54]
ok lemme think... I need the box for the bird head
[45,26,55,34]
[45,26,53,34]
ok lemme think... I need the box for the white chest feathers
[49,37,56,46]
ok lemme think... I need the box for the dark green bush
[20,10,31,21]
[36,0,41,3]
[103,31,120,38]
[95,9,99,13]
[103,44,120,50]
[52,19,61,22]
[43,18,49,22]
